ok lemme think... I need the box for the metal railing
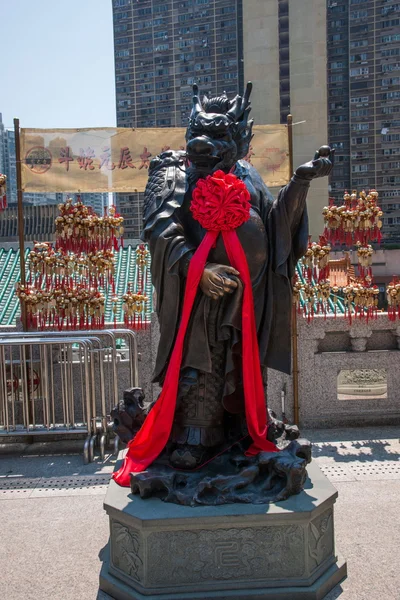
[0,329,139,463]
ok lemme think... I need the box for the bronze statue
[112,83,334,505]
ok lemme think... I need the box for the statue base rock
[99,458,346,600]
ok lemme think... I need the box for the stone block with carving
[99,461,346,599]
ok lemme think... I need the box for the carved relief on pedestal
[308,509,334,571]
[111,521,143,583]
[147,525,305,586]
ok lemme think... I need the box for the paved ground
[1,427,399,600]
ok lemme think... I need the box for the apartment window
[382,77,400,85]
[382,91,400,99]
[383,19,400,28]
[383,147,400,155]
[221,5,235,13]
[352,123,369,130]
[351,25,369,33]
[329,74,345,82]
[382,134,400,141]
[350,10,368,19]
[383,176,400,184]
[330,4,346,12]
[220,19,236,27]
[330,127,348,136]
[352,136,369,144]
[352,109,369,117]
[138,7,151,15]
[352,151,369,159]
[194,62,211,70]
[114,24,128,32]
[155,81,171,89]
[383,190,400,198]
[382,48,400,57]
[382,4,400,15]
[154,4,168,12]
[330,61,345,69]
[350,39,368,48]
[351,53,367,62]
[381,33,400,43]
[353,178,369,186]
[351,96,369,103]
[388,162,400,169]
[331,47,346,55]
[114,11,128,20]
[222,59,238,67]
[115,37,129,45]
[195,49,211,57]
[330,101,346,109]
[329,115,347,122]
[350,67,369,76]
[330,34,345,41]
[115,49,129,57]
[330,87,346,96]
[178,39,193,48]
[352,164,369,172]
[382,63,400,72]
[330,20,346,28]
[138,83,153,92]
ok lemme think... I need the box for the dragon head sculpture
[185,82,254,174]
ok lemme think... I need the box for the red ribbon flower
[190,170,251,231]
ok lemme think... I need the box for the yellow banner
[20,125,289,193]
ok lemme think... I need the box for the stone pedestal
[99,460,346,600]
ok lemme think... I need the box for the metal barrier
[0,329,139,462]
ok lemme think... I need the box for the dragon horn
[192,83,203,115]
[241,81,253,112]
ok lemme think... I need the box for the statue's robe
[142,151,310,414]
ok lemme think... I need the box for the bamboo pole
[287,114,300,426]
[14,118,28,331]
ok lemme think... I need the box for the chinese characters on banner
[20,126,289,193]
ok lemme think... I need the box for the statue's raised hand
[295,146,335,181]
[200,263,239,300]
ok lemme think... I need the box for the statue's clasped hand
[200,263,239,300]
[295,145,335,182]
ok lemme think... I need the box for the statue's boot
[169,341,227,470]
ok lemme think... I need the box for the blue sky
[2,0,116,130]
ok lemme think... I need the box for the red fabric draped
[113,172,278,487]
[222,230,278,457]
